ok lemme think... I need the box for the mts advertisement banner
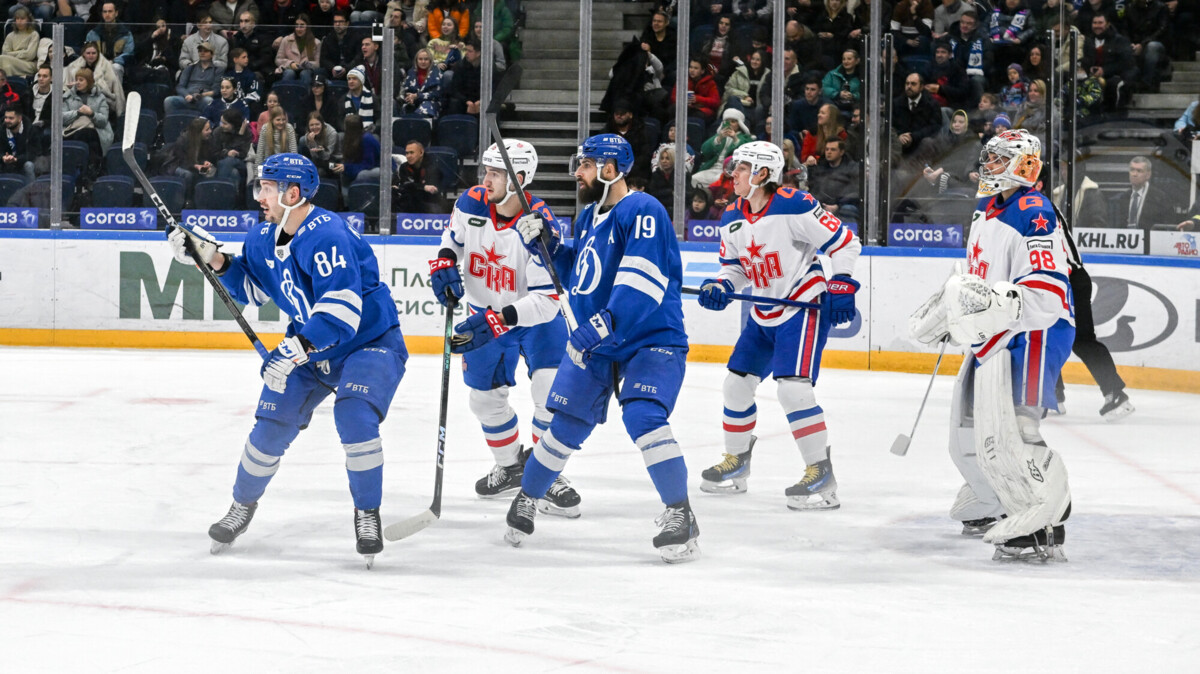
[0,207,38,228]
[182,210,260,233]
[80,208,158,230]
[888,223,964,248]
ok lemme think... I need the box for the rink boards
[0,230,1196,392]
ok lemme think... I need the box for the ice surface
[2,347,1198,672]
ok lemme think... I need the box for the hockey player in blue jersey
[427,139,581,516]
[509,133,700,563]
[168,153,407,567]
[693,141,861,510]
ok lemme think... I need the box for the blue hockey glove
[516,212,561,258]
[825,274,860,326]
[261,335,311,394]
[566,310,613,369]
[697,278,734,311]
[429,257,463,306]
[451,308,509,353]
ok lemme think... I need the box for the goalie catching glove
[261,335,312,393]
[168,223,220,266]
[944,273,1023,346]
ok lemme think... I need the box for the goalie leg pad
[947,356,1005,521]
[972,354,1072,544]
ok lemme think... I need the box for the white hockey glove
[168,224,220,266]
[909,286,952,345]
[515,211,544,246]
[261,335,311,394]
[944,273,1024,346]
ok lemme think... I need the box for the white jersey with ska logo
[716,187,861,326]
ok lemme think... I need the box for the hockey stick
[123,92,270,361]
[384,293,458,540]
[681,287,820,310]
[890,336,950,456]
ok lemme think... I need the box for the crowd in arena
[0,0,521,219]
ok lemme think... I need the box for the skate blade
[786,492,840,511]
[961,522,997,536]
[504,527,528,547]
[363,554,375,570]
[476,487,521,500]
[210,540,232,555]
[658,539,701,564]
[1102,403,1135,422]
[992,545,1068,563]
[699,478,748,494]
[537,500,581,519]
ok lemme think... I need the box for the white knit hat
[347,66,367,85]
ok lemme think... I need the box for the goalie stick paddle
[384,293,458,541]
[681,287,820,310]
[123,92,270,361]
[890,336,950,457]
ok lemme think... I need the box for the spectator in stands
[932,0,970,40]
[602,99,653,179]
[472,19,507,74]
[385,7,415,72]
[427,1,470,40]
[1052,158,1109,228]
[671,57,720,126]
[603,37,667,122]
[319,11,358,83]
[786,19,821,74]
[1000,63,1030,108]
[687,187,721,222]
[916,109,978,188]
[731,0,771,27]
[1020,45,1048,84]
[0,70,19,114]
[162,117,220,200]
[1164,0,1196,62]
[275,14,322,85]
[264,0,306,40]
[211,0,260,33]
[891,0,934,58]
[232,11,275,77]
[922,42,967,110]
[1173,97,1200,142]
[822,48,863,114]
[0,8,39,79]
[393,139,442,213]
[86,2,136,80]
[227,48,263,116]
[471,0,522,62]
[66,42,127,118]
[350,0,386,25]
[355,36,385,97]
[24,65,52,153]
[893,72,943,157]
[308,0,338,38]
[700,14,737,85]
[63,68,112,166]
[1074,0,1118,34]
[948,10,992,106]
[254,90,281,143]
[1,106,35,184]
[205,76,251,130]
[1013,79,1046,132]
[445,40,481,116]
[251,106,298,180]
[182,14,231,71]
[799,103,846,165]
[343,66,377,131]
[722,49,769,128]
[1082,14,1135,110]
[693,107,754,188]
[640,10,677,81]
[165,42,224,116]
[300,110,340,178]
[988,0,1035,49]
[299,73,340,131]
[1126,0,1169,92]
[213,107,252,197]
[130,18,181,88]
[759,47,804,113]
[813,0,854,72]
[708,156,736,209]
[1075,72,1106,121]
[331,113,379,195]
[787,76,828,135]
[7,1,54,23]
[809,137,860,222]
[427,17,464,69]
[648,143,693,213]
[1111,156,1176,228]
[400,48,443,118]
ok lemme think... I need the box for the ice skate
[699,436,755,494]
[475,446,528,498]
[354,508,383,569]
[537,475,581,518]
[992,524,1067,562]
[785,456,840,511]
[208,501,257,554]
[1100,390,1134,422]
[961,517,998,536]
[505,490,538,547]
[653,499,700,564]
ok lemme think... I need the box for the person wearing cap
[692,106,754,188]
[165,40,225,116]
[1000,62,1029,107]
[600,98,652,180]
[924,41,968,109]
[180,13,230,71]
[299,73,341,131]
[342,65,376,132]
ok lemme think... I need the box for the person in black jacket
[230,11,274,79]
[445,40,482,116]
[639,10,676,85]
[1126,0,1170,91]
[1,106,34,183]
[893,72,944,157]
[318,11,360,82]
[1082,14,1136,109]
[926,40,969,109]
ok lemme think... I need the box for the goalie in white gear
[426,139,581,517]
[910,129,1075,561]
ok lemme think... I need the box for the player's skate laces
[785,457,840,511]
[505,490,538,547]
[355,508,383,553]
[653,500,700,564]
[475,461,524,498]
[1099,390,1134,422]
[537,476,582,518]
[208,501,257,553]
[699,437,755,494]
[993,524,1067,563]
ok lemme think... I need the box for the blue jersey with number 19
[567,191,687,361]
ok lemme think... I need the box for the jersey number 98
[635,215,656,239]
[314,247,347,277]
[1028,249,1056,271]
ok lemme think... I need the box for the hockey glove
[566,310,613,369]
[428,257,464,307]
[697,278,734,311]
[944,274,1023,345]
[451,308,509,353]
[516,212,561,258]
[825,274,859,326]
[168,223,220,266]
[262,335,311,394]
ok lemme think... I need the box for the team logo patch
[1027,458,1045,483]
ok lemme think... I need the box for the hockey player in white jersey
[910,129,1075,561]
[168,153,407,567]
[693,141,861,510]
[427,139,581,517]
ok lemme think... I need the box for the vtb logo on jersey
[740,237,782,289]
[968,241,989,277]
[468,244,516,292]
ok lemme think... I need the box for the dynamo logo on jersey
[80,207,158,230]
[395,213,449,234]
[183,210,259,232]
[339,212,365,234]
[0,207,38,228]
[572,235,604,296]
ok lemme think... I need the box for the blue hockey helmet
[571,133,634,176]
[256,152,319,200]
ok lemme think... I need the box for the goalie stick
[681,287,820,310]
[122,92,270,361]
[890,336,949,456]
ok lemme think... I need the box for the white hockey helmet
[480,139,538,206]
[977,129,1043,197]
[731,140,785,199]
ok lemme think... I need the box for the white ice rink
[2,347,1198,672]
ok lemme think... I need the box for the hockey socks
[637,427,688,506]
[722,372,760,453]
[778,378,829,465]
[233,417,298,504]
[471,388,522,466]
[522,428,580,498]
[336,398,385,510]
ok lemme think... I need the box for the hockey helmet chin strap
[495,172,523,208]
[275,182,309,230]
[596,161,624,208]
[745,167,770,202]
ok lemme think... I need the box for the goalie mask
[977,129,1042,197]
[480,139,538,206]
